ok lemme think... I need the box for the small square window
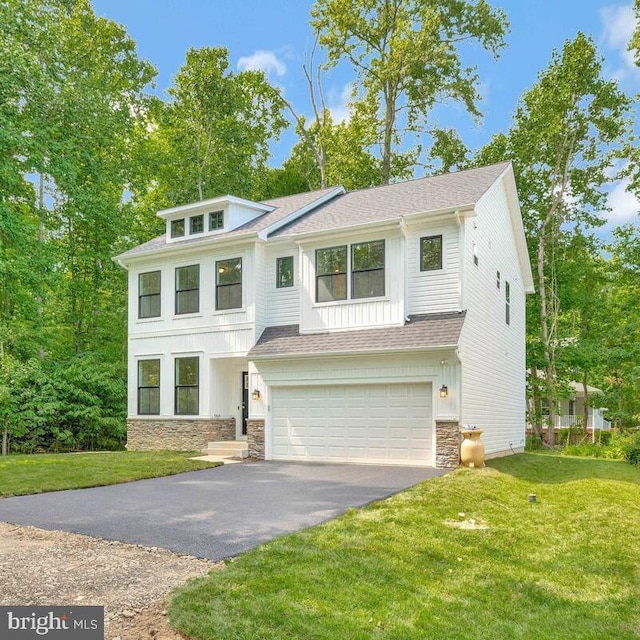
[209,210,224,231]
[276,256,294,288]
[420,235,443,271]
[171,219,185,238]
[190,215,204,234]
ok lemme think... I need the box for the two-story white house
[114,161,534,467]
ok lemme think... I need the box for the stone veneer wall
[127,418,236,451]
[247,419,265,460]
[435,420,461,468]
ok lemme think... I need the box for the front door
[241,371,249,436]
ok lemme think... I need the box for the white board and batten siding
[264,243,300,327]
[405,222,461,315]
[298,233,405,333]
[458,176,528,455]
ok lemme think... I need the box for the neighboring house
[529,381,611,438]
[114,161,534,468]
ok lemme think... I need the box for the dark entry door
[242,371,249,436]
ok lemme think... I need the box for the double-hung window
[316,241,385,302]
[505,281,511,326]
[138,359,160,415]
[216,258,242,310]
[175,357,199,415]
[138,271,161,319]
[316,246,347,302]
[175,265,199,315]
[351,241,385,299]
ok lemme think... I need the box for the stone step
[204,441,249,458]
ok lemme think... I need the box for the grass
[0,451,221,497]
[170,453,640,640]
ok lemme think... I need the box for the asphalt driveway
[0,461,444,560]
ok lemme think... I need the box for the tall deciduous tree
[311,0,508,184]
[142,47,288,207]
[478,34,632,445]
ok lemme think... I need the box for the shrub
[620,431,640,465]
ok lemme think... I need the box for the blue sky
[92,0,639,229]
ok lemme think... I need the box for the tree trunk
[581,372,590,440]
[529,364,543,440]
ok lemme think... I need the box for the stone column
[246,419,265,460]
[435,420,461,468]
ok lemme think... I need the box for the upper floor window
[138,359,160,415]
[171,219,185,239]
[352,240,385,299]
[316,246,347,302]
[175,265,199,315]
[175,357,199,415]
[138,270,161,319]
[316,241,385,302]
[190,214,204,234]
[276,256,294,288]
[209,210,224,231]
[473,242,479,266]
[216,258,242,310]
[420,235,442,271]
[505,281,511,326]
[496,270,501,289]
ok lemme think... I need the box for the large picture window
[316,246,347,302]
[175,357,199,415]
[420,235,443,271]
[175,265,199,315]
[138,271,161,319]
[216,258,242,310]
[351,241,385,299]
[138,359,160,415]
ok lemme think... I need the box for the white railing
[554,414,611,430]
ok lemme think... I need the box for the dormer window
[190,215,204,234]
[171,219,185,238]
[209,210,224,231]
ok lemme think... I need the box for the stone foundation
[247,419,265,460]
[435,420,461,468]
[127,418,236,451]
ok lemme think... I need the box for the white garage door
[270,383,432,466]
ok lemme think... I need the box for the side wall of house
[458,176,528,456]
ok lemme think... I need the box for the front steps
[202,440,249,459]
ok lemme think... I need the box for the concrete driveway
[0,462,444,560]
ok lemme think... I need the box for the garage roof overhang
[248,312,466,361]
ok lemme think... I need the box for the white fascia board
[249,344,459,361]
[115,233,260,267]
[260,186,346,240]
[494,164,535,294]
[157,195,274,220]
[400,204,476,227]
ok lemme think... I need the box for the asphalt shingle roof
[248,312,466,359]
[270,162,511,237]
[115,162,511,261]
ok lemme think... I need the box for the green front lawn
[170,454,640,640]
[0,451,221,497]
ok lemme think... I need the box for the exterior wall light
[252,389,261,401]
[439,385,448,398]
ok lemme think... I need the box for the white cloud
[328,83,354,124]
[237,50,287,78]
[606,176,640,224]
[599,4,638,82]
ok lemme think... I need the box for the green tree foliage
[0,0,154,451]
[139,47,288,208]
[478,34,633,444]
[311,0,508,184]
